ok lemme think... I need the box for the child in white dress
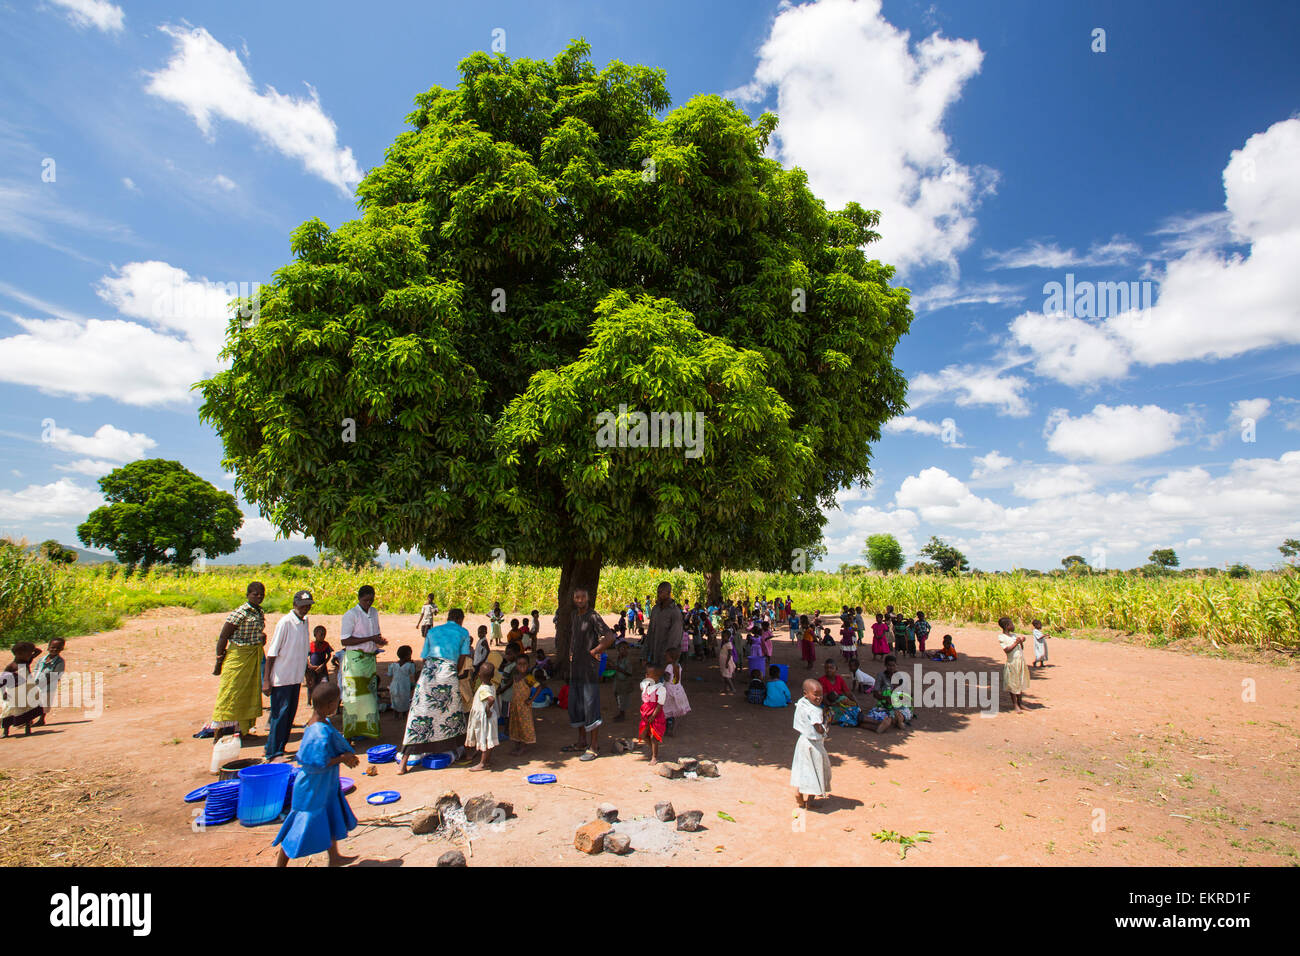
[790,678,831,807]
[386,645,417,721]
[662,648,691,737]
[1031,619,1049,668]
[465,661,498,770]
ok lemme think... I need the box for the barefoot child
[718,631,737,695]
[635,663,667,764]
[799,615,817,670]
[1031,619,1049,668]
[1,642,43,737]
[611,641,637,720]
[508,654,536,755]
[272,682,359,867]
[33,638,66,724]
[386,645,417,722]
[465,661,498,769]
[791,679,831,809]
[914,611,931,657]
[997,617,1030,712]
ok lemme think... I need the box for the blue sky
[1,0,1297,571]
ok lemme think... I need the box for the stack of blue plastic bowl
[198,780,241,825]
[366,744,397,764]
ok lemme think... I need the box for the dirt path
[3,609,1297,866]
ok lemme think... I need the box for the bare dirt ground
[2,609,1297,867]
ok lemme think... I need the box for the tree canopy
[197,40,912,652]
[863,533,904,572]
[919,536,969,574]
[76,460,242,573]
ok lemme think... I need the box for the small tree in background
[1148,548,1179,572]
[38,540,77,564]
[77,460,242,574]
[1279,538,1300,565]
[863,533,904,572]
[920,536,968,574]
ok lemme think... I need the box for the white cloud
[0,478,103,522]
[1009,310,1131,385]
[46,0,124,33]
[1228,397,1269,424]
[910,280,1023,312]
[894,466,1004,526]
[1011,464,1095,499]
[146,26,362,195]
[985,235,1139,270]
[1012,118,1300,385]
[46,423,156,461]
[122,176,138,192]
[970,450,1013,479]
[875,451,1300,569]
[212,173,238,191]
[54,458,119,478]
[883,415,959,441]
[907,362,1031,417]
[1045,404,1184,464]
[731,0,992,274]
[0,261,239,405]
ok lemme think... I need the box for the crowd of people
[138,578,1047,864]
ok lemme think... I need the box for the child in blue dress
[272,682,359,867]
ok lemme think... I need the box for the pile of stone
[410,790,514,857]
[573,800,705,855]
[652,756,720,780]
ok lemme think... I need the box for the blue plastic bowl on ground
[778,664,789,682]
[236,763,293,827]
[366,744,397,764]
[527,773,557,785]
[339,776,356,795]
[421,753,452,770]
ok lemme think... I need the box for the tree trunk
[704,563,723,607]
[553,549,603,681]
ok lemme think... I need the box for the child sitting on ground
[272,682,359,867]
[764,664,792,707]
[929,634,958,661]
[465,661,498,771]
[530,669,556,708]
[850,656,875,695]
[386,645,417,722]
[745,668,766,704]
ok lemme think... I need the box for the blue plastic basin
[237,763,293,827]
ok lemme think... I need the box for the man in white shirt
[263,589,313,759]
[339,584,387,740]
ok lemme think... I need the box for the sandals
[560,743,584,753]
[579,749,599,761]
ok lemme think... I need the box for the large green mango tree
[198,40,912,670]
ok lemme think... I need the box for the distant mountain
[23,543,117,564]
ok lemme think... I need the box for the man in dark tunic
[644,581,684,667]
[565,587,615,761]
